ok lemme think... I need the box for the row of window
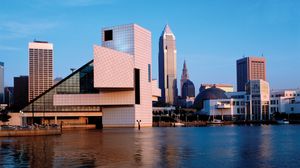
[271,94,300,97]
[232,101,245,106]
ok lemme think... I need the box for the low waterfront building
[245,80,270,120]
[19,24,160,128]
[194,80,270,121]
[270,89,300,115]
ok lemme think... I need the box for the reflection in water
[1,126,300,167]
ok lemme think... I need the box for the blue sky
[0,0,299,92]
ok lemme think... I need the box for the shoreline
[0,128,62,137]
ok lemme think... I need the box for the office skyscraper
[29,41,53,101]
[0,62,4,103]
[236,56,266,91]
[14,76,28,111]
[158,24,178,105]
[180,60,189,96]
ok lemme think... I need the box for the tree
[0,109,11,124]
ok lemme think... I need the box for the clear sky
[0,0,299,93]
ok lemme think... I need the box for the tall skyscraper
[0,62,4,103]
[180,60,189,96]
[28,41,53,101]
[14,76,28,111]
[236,56,266,91]
[158,24,178,105]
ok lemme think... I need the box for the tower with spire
[158,24,178,105]
[180,60,189,96]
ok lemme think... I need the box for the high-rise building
[236,56,266,91]
[180,60,189,96]
[158,24,178,105]
[0,62,4,103]
[14,76,28,111]
[28,41,53,101]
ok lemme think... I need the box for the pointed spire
[181,60,189,80]
[183,60,187,70]
[162,24,174,36]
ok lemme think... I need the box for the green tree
[0,109,11,124]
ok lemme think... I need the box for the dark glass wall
[22,61,101,112]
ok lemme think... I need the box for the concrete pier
[0,128,61,137]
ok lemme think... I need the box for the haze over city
[1,0,300,91]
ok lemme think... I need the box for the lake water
[1,125,300,168]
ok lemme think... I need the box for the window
[134,69,140,104]
[167,76,169,88]
[148,64,151,82]
[104,30,113,41]
[291,107,294,112]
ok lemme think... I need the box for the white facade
[245,80,270,120]
[202,94,246,121]
[270,90,300,114]
[201,80,270,121]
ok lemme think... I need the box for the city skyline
[1,0,300,92]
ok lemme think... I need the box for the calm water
[1,125,300,168]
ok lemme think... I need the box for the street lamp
[19,110,24,126]
[136,120,141,130]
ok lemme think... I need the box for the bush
[0,109,11,123]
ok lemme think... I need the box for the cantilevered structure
[21,24,160,128]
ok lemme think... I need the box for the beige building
[158,24,178,105]
[245,80,270,120]
[236,56,266,91]
[28,41,53,101]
